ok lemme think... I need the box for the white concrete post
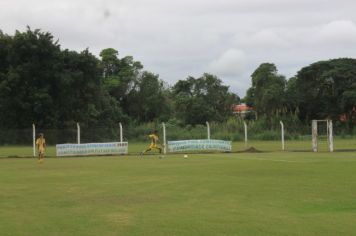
[328,120,334,152]
[162,122,167,154]
[206,121,210,140]
[32,123,36,157]
[77,122,80,144]
[326,120,329,147]
[312,120,318,152]
[244,121,248,148]
[119,122,123,143]
[280,121,285,151]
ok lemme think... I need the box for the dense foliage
[172,74,238,125]
[245,61,356,132]
[0,28,355,134]
[295,59,356,128]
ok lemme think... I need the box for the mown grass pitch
[1,139,356,157]
[1,151,356,236]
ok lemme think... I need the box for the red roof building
[340,107,356,123]
[233,103,253,117]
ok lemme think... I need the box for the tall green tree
[245,63,286,119]
[99,48,143,103]
[0,27,61,128]
[0,28,125,129]
[172,74,238,125]
[55,49,126,128]
[295,58,356,126]
[124,71,171,122]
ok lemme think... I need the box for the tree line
[0,28,355,132]
[245,61,356,132]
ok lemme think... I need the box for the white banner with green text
[167,139,231,153]
[56,142,128,156]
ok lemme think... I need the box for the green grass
[1,139,356,157]
[1,151,356,236]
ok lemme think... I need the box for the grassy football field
[1,139,356,157]
[1,145,356,236]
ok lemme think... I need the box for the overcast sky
[1,0,356,96]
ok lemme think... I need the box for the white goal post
[312,120,333,152]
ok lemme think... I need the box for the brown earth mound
[243,147,262,153]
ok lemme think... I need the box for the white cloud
[1,0,356,96]
[209,49,247,77]
[314,20,356,43]
[234,29,291,49]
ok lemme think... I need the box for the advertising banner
[168,139,231,152]
[56,142,128,156]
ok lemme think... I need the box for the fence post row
[77,122,80,144]
[312,120,318,152]
[206,121,210,140]
[328,120,334,152]
[32,123,36,157]
[280,121,285,151]
[28,120,337,156]
[162,122,167,154]
[119,122,123,143]
[244,121,248,148]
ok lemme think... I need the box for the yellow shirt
[148,134,159,147]
[36,137,46,152]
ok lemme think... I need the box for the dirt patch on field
[243,147,263,153]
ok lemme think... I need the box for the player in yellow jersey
[141,130,162,155]
[36,133,46,163]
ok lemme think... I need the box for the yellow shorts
[149,144,157,149]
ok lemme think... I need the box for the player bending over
[36,133,46,163]
[141,130,162,154]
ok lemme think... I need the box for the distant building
[340,107,356,123]
[233,103,253,118]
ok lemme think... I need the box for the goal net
[312,120,333,152]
